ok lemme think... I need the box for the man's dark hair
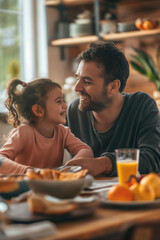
[76,41,129,92]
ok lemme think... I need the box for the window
[0,0,48,111]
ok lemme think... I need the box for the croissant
[28,193,77,215]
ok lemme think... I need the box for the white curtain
[22,0,48,82]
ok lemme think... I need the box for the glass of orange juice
[115,149,140,184]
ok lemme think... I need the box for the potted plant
[130,47,160,110]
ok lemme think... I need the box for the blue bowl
[0,181,29,199]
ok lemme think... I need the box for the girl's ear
[32,104,44,117]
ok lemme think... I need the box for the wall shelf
[51,35,98,46]
[46,0,160,60]
[102,28,160,41]
[50,28,160,46]
[45,0,93,6]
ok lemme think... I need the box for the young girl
[0,78,93,174]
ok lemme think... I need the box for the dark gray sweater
[66,92,160,176]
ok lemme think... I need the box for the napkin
[1,220,56,240]
[87,177,119,190]
[81,177,119,194]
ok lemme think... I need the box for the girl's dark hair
[5,78,61,127]
[76,41,129,92]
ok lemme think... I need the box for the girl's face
[44,87,67,126]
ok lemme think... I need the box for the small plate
[5,199,97,223]
[26,175,93,199]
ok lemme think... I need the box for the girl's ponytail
[5,79,25,127]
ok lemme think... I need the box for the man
[66,41,160,176]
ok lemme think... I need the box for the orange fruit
[143,20,155,30]
[126,174,139,187]
[135,18,144,30]
[108,184,133,202]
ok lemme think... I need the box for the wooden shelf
[50,28,160,46]
[51,35,98,46]
[102,28,160,41]
[45,0,93,6]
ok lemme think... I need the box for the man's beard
[78,89,112,112]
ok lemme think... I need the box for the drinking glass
[115,148,140,184]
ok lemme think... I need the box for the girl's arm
[64,127,93,159]
[0,126,30,174]
[0,155,29,174]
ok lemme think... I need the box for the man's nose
[74,79,83,92]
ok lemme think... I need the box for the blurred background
[0,0,160,112]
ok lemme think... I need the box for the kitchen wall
[46,0,160,98]
[116,0,160,96]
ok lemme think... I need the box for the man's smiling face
[75,60,112,112]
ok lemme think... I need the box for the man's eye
[57,100,62,103]
[84,80,92,84]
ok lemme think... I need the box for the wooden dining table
[40,177,160,240]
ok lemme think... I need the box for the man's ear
[32,104,44,117]
[108,79,121,96]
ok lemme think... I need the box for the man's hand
[65,156,113,176]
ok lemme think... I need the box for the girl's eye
[56,100,62,103]
[56,98,65,104]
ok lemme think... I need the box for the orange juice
[117,160,138,184]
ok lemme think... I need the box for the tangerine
[108,184,133,202]
[126,175,138,187]
[143,20,155,30]
[135,18,144,30]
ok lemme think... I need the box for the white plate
[26,175,93,199]
[98,192,160,209]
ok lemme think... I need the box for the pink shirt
[0,124,93,174]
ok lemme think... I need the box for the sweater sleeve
[0,155,29,174]
[0,126,30,174]
[63,126,93,159]
[136,97,160,174]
